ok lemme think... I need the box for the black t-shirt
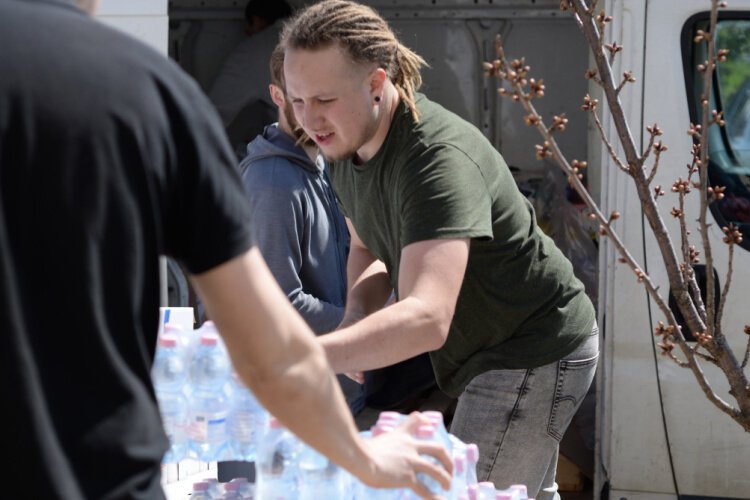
[0,1,253,498]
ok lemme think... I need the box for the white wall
[95,0,168,55]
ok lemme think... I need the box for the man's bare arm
[190,247,451,495]
[320,238,470,374]
[339,217,392,327]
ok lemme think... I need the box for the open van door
[97,1,192,310]
[599,0,750,498]
[96,0,168,54]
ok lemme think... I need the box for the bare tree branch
[590,107,628,172]
[696,0,721,341]
[716,236,735,331]
[490,0,750,431]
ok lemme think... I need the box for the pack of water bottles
[151,321,270,464]
[153,320,531,499]
[346,412,532,500]
[252,412,533,500]
[189,477,254,499]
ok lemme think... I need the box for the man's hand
[359,412,453,498]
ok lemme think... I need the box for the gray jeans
[449,325,599,500]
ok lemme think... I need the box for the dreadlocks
[281,0,426,121]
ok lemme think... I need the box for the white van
[98,1,750,498]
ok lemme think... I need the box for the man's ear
[369,67,388,97]
[269,84,286,109]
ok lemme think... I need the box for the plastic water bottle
[477,481,496,500]
[377,411,404,424]
[466,443,480,488]
[451,454,468,500]
[222,480,242,499]
[190,482,211,500]
[298,443,346,499]
[508,484,528,499]
[415,425,447,496]
[423,411,454,456]
[227,373,268,462]
[256,418,301,499]
[188,332,231,461]
[162,322,188,348]
[228,477,254,499]
[353,425,401,500]
[496,486,528,500]
[152,333,189,463]
[202,477,223,499]
[468,484,478,500]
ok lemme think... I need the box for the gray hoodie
[239,124,349,334]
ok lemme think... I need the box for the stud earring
[374,96,381,102]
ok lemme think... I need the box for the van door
[602,0,750,498]
[96,0,168,55]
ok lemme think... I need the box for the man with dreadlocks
[282,1,599,498]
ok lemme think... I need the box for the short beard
[321,112,380,164]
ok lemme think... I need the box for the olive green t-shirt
[329,93,596,397]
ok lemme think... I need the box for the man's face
[284,44,379,162]
[282,98,315,147]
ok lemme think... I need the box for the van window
[686,17,750,251]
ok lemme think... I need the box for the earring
[374,96,381,102]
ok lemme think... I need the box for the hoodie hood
[241,123,319,175]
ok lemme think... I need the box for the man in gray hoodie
[239,46,366,414]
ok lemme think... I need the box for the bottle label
[189,411,228,443]
[162,412,188,444]
[228,412,258,442]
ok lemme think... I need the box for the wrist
[346,434,378,487]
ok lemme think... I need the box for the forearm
[325,238,470,374]
[191,250,373,479]
[244,324,371,478]
[321,296,447,373]
[342,246,392,325]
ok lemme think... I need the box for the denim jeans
[449,324,599,500]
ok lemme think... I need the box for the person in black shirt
[0,1,451,498]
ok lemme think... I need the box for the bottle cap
[163,323,183,333]
[371,424,395,437]
[377,411,402,422]
[454,454,465,473]
[269,417,283,429]
[478,482,496,496]
[158,334,178,347]
[200,333,219,346]
[192,482,209,491]
[415,424,436,439]
[225,481,241,491]
[423,410,444,424]
[510,484,528,495]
